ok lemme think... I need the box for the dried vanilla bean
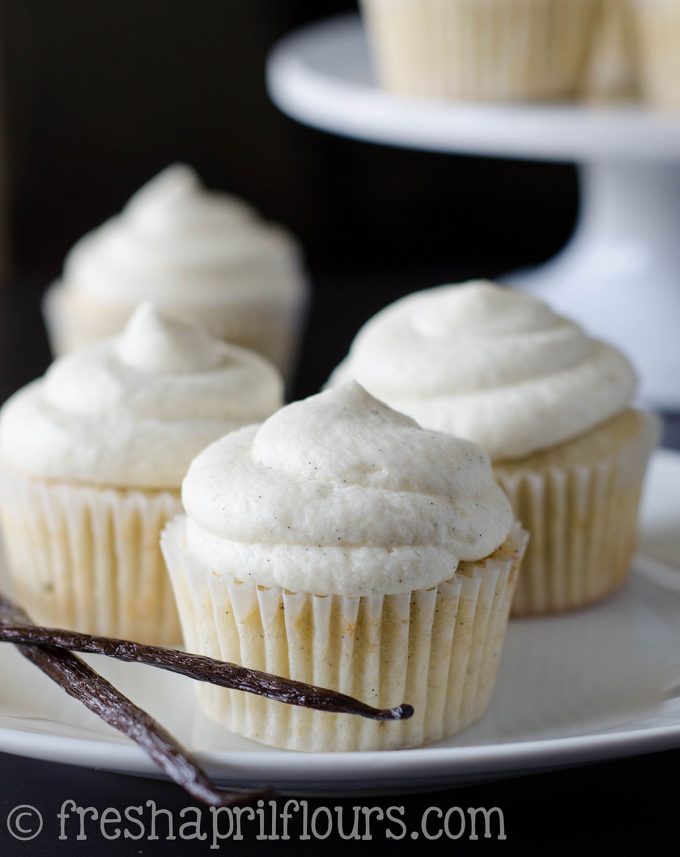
[0,594,264,806]
[0,620,414,721]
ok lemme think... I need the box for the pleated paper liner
[634,0,680,110]
[42,282,307,380]
[581,0,639,100]
[162,519,528,751]
[495,408,660,617]
[360,0,599,101]
[0,470,182,645]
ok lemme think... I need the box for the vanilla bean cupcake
[43,164,310,380]
[360,0,600,102]
[0,304,283,644]
[162,383,527,751]
[329,282,659,616]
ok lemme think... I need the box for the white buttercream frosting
[60,164,305,307]
[181,382,514,596]
[0,304,283,489]
[329,282,638,461]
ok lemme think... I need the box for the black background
[0,2,676,854]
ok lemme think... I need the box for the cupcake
[161,383,527,751]
[360,0,600,102]
[582,0,639,100]
[43,164,310,380]
[329,282,659,616]
[633,0,680,110]
[0,303,283,644]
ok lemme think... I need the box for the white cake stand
[267,14,680,409]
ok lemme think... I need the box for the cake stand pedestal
[267,14,680,409]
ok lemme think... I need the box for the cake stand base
[506,161,680,409]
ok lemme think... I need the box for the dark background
[0,2,673,855]
[0,0,577,402]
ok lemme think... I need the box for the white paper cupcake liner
[495,410,659,616]
[42,283,128,359]
[582,0,639,100]
[162,519,527,751]
[42,282,308,382]
[360,0,600,101]
[0,469,183,645]
[633,0,680,110]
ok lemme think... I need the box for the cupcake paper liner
[42,284,128,359]
[495,410,660,617]
[0,469,183,645]
[42,282,308,381]
[582,0,639,100]
[162,519,527,751]
[360,0,600,102]
[633,0,680,110]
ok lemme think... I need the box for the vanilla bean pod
[0,594,264,807]
[0,620,414,722]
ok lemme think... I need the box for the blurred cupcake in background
[0,303,283,644]
[43,164,310,381]
[359,0,601,102]
[162,382,527,751]
[329,282,660,616]
[633,0,680,110]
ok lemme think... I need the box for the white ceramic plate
[0,450,679,795]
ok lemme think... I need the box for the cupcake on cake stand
[266,14,680,410]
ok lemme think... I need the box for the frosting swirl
[329,282,638,460]
[61,164,305,307]
[182,382,514,595]
[0,304,283,488]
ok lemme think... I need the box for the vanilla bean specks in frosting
[0,304,283,488]
[329,282,638,460]
[60,164,305,306]
[181,382,513,596]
